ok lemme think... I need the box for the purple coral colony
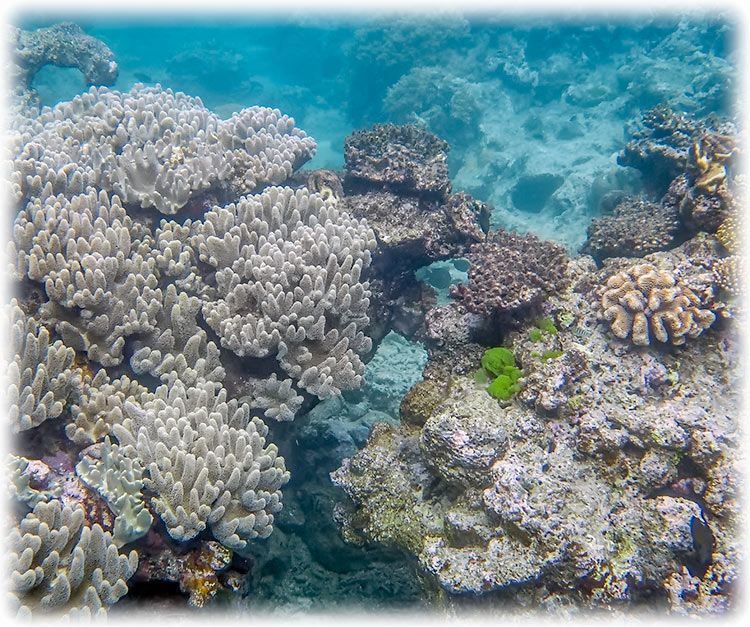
[4,15,743,621]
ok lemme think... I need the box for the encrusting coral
[581,196,681,261]
[600,263,716,345]
[451,229,568,317]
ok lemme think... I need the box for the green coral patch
[481,347,515,376]
[488,375,523,400]
[541,350,565,362]
[536,317,558,335]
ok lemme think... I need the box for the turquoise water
[20,14,737,248]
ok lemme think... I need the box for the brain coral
[600,263,716,345]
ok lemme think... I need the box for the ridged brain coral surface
[601,263,716,345]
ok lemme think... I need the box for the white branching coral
[7,81,369,578]
[66,369,152,446]
[163,185,378,401]
[601,263,716,345]
[9,188,163,366]
[6,500,139,618]
[10,84,316,213]
[4,299,81,433]
[76,437,154,548]
[130,283,225,386]
[111,378,290,550]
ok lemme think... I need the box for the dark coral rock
[343,123,452,199]
[581,197,682,261]
[342,189,488,272]
[618,104,704,194]
[400,379,449,428]
[618,105,739,211]
[451,229,569,318]
[663,173,738,234]
[304,169,345,200]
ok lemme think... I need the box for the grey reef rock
[9,22,118,112]
[344,123,453,200]
[335,123,490,339]
[332,234,741,616]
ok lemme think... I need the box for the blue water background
[17,14,737,248]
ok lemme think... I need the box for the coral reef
[332,239,740,613]
[76,438,153,547]
[618,104,707,194]
[5,20,741,616]
[6,79,374,614]
[581,197,681,261]
[112,379,289,549]
[383,67,482,145]
[344,123,452,199]
[7,500,139,618]
[341,189,488,266]
[4,299,81,433]
[450,229,569,318]
[600,263,716,346]
[170,185,378,401]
